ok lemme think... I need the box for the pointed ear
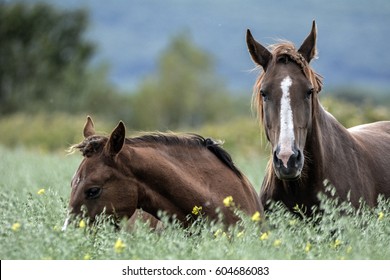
[105,121,125,156]
[83,116,95,138]
[246,29,272,70]
[298,20,317,63]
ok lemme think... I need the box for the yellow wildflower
[223,196,234,207]
[37,188,45,195]
[378,211,384,220]
[79,219,86,228]
[251,211,261,222]
[11,222,21,232]
[331,239,342,249]
[273,239,282,247]
[237,231,245,238]
[259,232,269,240]
[83,254,91,260]
[214,229,223,238]
[192,205,202,216]
[305,242,312,253]
[274,239,282,247]
[289,219,297,226]
[114,238,126,253]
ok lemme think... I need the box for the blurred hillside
[23,0,390,94]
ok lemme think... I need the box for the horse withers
[246,21,390,214]
[63,117,263,229]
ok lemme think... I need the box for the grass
[1,145,389,260]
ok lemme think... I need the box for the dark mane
[69,132,244,179]
[252,41,323,124]
[128,133,244,178]
[126,132,208,147]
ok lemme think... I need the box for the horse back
[349,121,390,156]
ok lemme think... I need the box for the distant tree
[130,32,234,130]
[0,2,94,114]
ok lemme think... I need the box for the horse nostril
[296,150,302,161]
[273,150,280,167]
[293,150,302,168]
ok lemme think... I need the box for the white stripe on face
[278,76,294,168]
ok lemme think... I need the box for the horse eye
[85,187,102,199]
[260,90,268,101]
[305,88,314,99]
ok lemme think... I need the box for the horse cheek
[264,104,279,145]
[112,185,138,219]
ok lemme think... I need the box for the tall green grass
[1,146,389,260]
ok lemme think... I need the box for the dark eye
[305,88,314,99]
[260,90,268,101]
[85,187,102,199]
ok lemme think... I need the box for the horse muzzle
[273,146,304,181]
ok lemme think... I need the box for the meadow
[1,143,389,260]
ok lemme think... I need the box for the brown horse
[246,21,390,214]
[63,117,263,228]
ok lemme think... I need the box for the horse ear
[246,29,272,70]
[105,121,126,156]
[298,20,317,63]
[83,116,95,138]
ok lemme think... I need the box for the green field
[0,145,389,260]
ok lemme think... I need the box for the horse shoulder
[347,121,390,201]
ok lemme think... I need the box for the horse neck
[119,143,206,223]
[305,98,353,183]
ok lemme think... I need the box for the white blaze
[278,76,294,168]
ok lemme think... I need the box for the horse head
[247,21,322,181]
[66,117,138,223]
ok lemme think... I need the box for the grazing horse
[63,117,263,228]
[246,21,390,214]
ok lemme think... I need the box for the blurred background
[1,0,389,154]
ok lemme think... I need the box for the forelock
[68,136,107,157]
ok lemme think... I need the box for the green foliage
[0,2,94,114]
[321,95,390,128]
[0,113,112,151]
[129,33,237,130]
[1,146,389,260]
